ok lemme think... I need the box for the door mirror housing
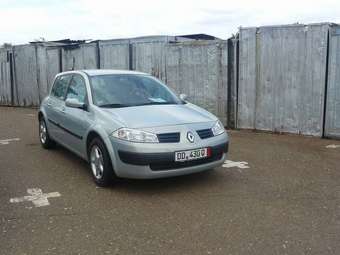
[65,98,86,110]
[179,93,188,102]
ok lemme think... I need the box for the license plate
[175,148,209,162]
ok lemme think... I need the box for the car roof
[58,69,149,76]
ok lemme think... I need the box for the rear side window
[51,75,72,100]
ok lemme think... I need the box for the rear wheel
[39,117,56,149]
[88,138,116,186]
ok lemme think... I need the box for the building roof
[176,33,220,40]
[28,33,220,48]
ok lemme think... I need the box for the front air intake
[196,129,214,139]
[157,132,180,143]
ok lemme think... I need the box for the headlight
[112,128,159,143]
[212,120,225,136]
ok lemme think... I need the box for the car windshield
[89,74,182,108]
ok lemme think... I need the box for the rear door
[62,74,92,155]
[45,74,72,141]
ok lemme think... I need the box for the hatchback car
[38,70,229,186]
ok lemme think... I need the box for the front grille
[196,129,214,139]
[150,153,223,171]
[157,132,180,143]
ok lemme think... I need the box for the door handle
[47,102,52,107]
[60,106,66,113]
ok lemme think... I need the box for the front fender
[84,125,118,171]
[38,98,48,120]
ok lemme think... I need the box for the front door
[62,74,92,155]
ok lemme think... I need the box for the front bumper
[109,131,229,179]
[118,143,228,170]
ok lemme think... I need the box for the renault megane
[38,70,229,186]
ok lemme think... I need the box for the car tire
[88,137,116,187]
[39,117,56,149]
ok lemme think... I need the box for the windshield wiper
[98,103,130,108]
[134,102,177,106]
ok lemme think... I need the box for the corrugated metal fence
[236,23,340,138]
[1,23,340,138]
[238,24,329,136]
[0,37,231,126]
[0,48,12,105]
[324,26,340,138]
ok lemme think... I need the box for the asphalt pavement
[0,107,340,255]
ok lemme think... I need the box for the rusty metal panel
[129,36,172,43]
[165,41,228,125]
[99,40,129,69]
[45,48,61,94]
[219,42,229,127]
[238,24,328,136]
[164,43,181,93]
[325,25,340,138]
[237,27,257,129]
[12,45,40,106]
[132,42,167,80]
[36,46,60,100]
[0,48,12,105]
[62,43,98,71]
[36,45,47,101]
[227,38,238,128]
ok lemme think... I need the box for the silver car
[38,70,229,186]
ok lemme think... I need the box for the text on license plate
[175,148,210,162]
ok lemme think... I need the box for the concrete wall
[237,24,329,136]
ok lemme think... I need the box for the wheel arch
[38,111,44,121]
[85,129,117,171]
[86,130,102,155]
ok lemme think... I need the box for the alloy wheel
[90,145,104,179]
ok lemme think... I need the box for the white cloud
[0,0,339,44]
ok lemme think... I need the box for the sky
[1,0,340,45]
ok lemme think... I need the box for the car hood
[101,104,217,128]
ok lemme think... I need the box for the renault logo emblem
[187,131,195,143]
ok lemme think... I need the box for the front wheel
[39,118,56,149]
[88,138,116,187]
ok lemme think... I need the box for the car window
[66,75,87,104]
[90,74,181,107]
[51,75,72,100]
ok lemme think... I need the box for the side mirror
[65,98,86,110]
[179,93,188,102]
